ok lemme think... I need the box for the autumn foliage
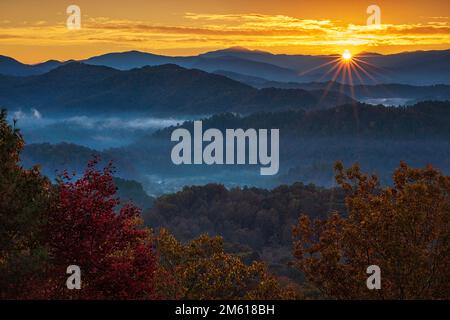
[0,110,288,300]
[293,161,450,299]
[2,108,449,300]
[154,228,295,300]
[36,159,158,299]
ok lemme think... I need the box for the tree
[0,110,51,299]
[38,159,158,299]
[293,162,450,299]
[154,228,295,300]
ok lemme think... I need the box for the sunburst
[342,49,352,62]
[299,50,388,105]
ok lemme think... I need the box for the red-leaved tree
[35,159,158,299]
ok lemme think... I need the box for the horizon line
[2,46,450,66]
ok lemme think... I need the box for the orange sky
[0,0,449,63]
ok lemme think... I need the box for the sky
[0,0,449,63]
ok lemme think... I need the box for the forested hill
[144,182,346,277]
[22,100,450,193]
[151,100,450,140]
[0,62,354,115]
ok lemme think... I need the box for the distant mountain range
[0,55,67,76]
[152,101,450,140]
[1,47,449,85]
[0,62,354,115]
[213,70,450,102]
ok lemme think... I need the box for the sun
[342,49,352,62]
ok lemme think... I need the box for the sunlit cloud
[0,12,449,62]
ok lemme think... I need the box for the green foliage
[0,109,51,298]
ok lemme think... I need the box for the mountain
[152,101,450,140]
[21,142,154,209]
[114,177,155,209]
[1,49,302,81]
[213,70,270,87]
[83,50,174,69]
[213,71,450,102]
[84,51,300,82]
[0,63,121,111]
[22,101,450,194]
[0,62,354,115]
[144,181,346,277]
[201,46,327,72]
[203,48,450,85]
[1,48,449,85]
[0,55,39,76]
[0,55,64,76]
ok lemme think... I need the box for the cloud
[65,116,182,130]
[13,110,26,120]
[10,108,44,125]
[0,13,449,55]
[32,108,42,119]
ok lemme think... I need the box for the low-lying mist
[10,109,186,150]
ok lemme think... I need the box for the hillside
[0,63,354,115]
[152,101,450,139]
[22,101,450,195]
[214,70,450,102]
[144,182,346,277]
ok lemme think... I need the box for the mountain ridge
[0,62,354,115]
[1,48,449,85]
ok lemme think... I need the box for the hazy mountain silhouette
[1,48,449,85]
[83,51,300,82]
[213,70,450,102]
[0,63,354,115]
[83,50,173,69]
[203,48,450,85]
[0,55,64,76]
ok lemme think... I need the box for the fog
[9,109,186,150]
[14,104,450,197]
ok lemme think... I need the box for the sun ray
[316,60,342,82]
[346,63,356,100]
[352,57,391,80]
[349,61,371,96]
[351,59,395,97]
[351,59,380,84]
[317,62,345,104]
[298,58,341,77]
[310,48,392,107]
[349,61,365,84]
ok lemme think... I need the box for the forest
[20,100,450,196]
[1,109,448,300]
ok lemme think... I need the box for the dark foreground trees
[293,162,450,299]
[0,110,51,299]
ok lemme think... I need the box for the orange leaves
[293,162,450,299]
[154,228,295,300]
